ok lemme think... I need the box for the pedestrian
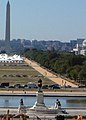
[77,114,82,120]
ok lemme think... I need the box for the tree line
[24,49,86,86]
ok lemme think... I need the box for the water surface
[0,96,86,108]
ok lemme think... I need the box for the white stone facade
[0,54,24,63]
[73,39,86,56]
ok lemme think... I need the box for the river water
[0,96,86,108]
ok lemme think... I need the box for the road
[25,58,78,87]
[0,91,86,96]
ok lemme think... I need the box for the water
[0,96,86,108]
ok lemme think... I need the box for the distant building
[0,54,24,63]
[80,39,86,56]
[70,40,77,48]
[73,38,86,56]
[21,39,32,48]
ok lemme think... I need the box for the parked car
[42,85,48,89]
[9,86,15,88]
[78,85,86,88]
[19,85,24,88]
[14,84,21,88]
[49,84,61,89]
[27,82,37,88]
[0,85,5,88]
[24,84,28,88]
[1,82,9,87]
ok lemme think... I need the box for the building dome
[83,39,86,46]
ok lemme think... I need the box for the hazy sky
[0,0,86,41]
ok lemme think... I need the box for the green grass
[0,64,32,69]
[0,63,55,86]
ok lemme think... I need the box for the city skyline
[0,0,86,41]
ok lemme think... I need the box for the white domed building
[83,39,86,46]
[80,39,86,56]
[73,39,86,56]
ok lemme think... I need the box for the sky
[0,0,86,41]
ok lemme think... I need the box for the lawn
[0,64,55,86]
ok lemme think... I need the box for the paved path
[25,58,78,87]
[0,91,86,96]
[0,90,86,97]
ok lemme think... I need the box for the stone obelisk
[5,0,11,54]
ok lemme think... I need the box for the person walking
[77,114,82,120]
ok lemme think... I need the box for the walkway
[25,58,78,87]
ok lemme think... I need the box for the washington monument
[5,0,11,53]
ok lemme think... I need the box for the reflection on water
[67,99,86,104]
[0,96,86,108]
[5,99,9,102]
[4,99,9,107]
[66,98,86,108]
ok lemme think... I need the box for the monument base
[30,91,48,111]
[29,91,67,114]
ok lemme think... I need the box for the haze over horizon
[0,0,86,41]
